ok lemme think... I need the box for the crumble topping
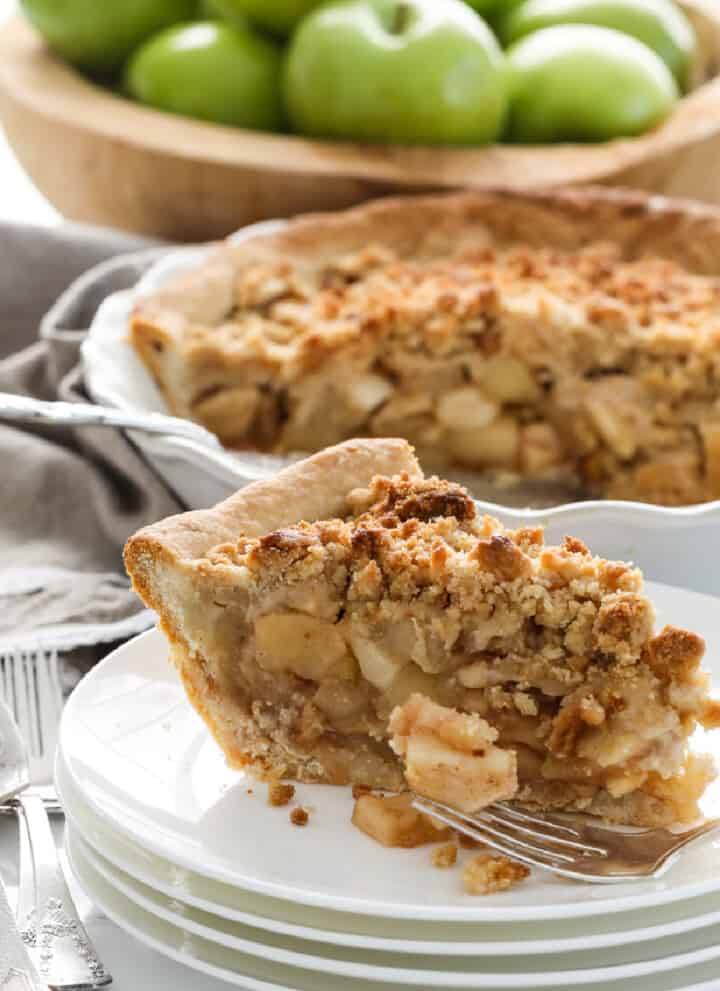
[163,241,720,368]
[462,853,530,895]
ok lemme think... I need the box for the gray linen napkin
[0,221,181,674]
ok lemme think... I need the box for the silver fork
[0,650,112,988]
[414,797,720,883]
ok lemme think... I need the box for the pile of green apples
[20,0,697,144]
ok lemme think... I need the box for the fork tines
[0,650,62,764]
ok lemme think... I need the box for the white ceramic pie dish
[81,224,720,597]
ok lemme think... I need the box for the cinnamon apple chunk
[389,695,518,813]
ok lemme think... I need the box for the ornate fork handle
[0,873,47,991]
[17,795,112,989]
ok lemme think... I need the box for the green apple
[506,24,678,142]
[19,0,197,73]
[285,0,508,145]
[201,0,325,35]
[499,0,696,88]
[126,21,284,129]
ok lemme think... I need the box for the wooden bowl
[1,5,720,242]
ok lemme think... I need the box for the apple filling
[389,695,518,813]
[132,467,718,827]
[132,211,720,506]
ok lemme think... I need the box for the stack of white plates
[57,579,720,991]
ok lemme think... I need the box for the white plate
[55,751,720,957]
[80,230,720,594]
[65,828,720,991]
[65,825,720,988]
[58,579,720,924]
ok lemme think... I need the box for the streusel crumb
[462,853,530,895]
[432,843,458,869]
[268,781,295,807]
[352,784,372,799]
[290,806,310,827]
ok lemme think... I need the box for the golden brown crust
[124,437,420,607]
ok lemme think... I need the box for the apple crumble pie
[132,188,720,506]
[124,439,719,827]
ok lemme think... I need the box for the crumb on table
[462,853,530,895]
[290,806,310,827]
[268,781,295,807]
[431,843,458,869]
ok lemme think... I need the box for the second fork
[0,649,112,988]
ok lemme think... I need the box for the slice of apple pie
[124,438,719,826]
[131,188,720,506]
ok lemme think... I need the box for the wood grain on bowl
[1,4,719,241]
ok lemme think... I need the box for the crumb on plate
[431,842,458,869]
[268,781,295,807]
[290,806,310,827]
[462,853,530,895]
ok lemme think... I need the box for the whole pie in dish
[131,188,720,506]
[124,438,719,826]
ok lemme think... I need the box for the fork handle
[0,391,221,449]
[18,795,112,989]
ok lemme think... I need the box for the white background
[0,0,60,226]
